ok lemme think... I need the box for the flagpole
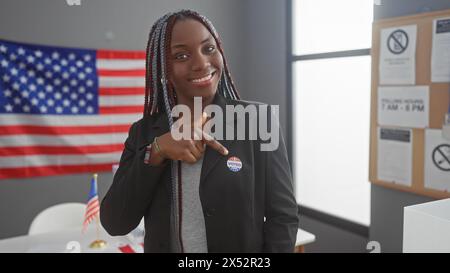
[95,215,100,241]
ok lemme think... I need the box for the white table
[0,226,315,253]
[403,198,450,253]
[0,226,142,253]
[295,228,316,253]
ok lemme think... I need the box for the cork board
[369,9,450,199]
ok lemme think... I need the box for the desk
[0,226,140,253]
[0,226,315,253]
[295,228,316,253]
[403,198,450,253]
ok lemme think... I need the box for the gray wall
[0,0,248,239]
[369,0,450,253]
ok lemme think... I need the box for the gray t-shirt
[181,156,208,253]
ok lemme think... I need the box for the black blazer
[100,94,299,253]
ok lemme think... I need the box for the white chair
[28,203,86,235]
[295,228,316,253]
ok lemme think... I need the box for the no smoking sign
[387,29,409,54]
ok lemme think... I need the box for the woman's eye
[175,53,188,60]
[205,45,215,53]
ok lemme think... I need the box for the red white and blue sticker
[227,156,242,172]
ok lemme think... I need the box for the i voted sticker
[227,156,242,172]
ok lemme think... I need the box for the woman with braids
[100,9,299,253]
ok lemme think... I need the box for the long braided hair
[142,10,240,252]
[143,9,240,120]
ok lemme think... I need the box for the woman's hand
[152,113,228,164]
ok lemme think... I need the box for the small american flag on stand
[83,173,100,232]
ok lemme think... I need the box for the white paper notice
[431,17,450,82]
[379,25,417,85]
[377,127,412,186]
[378,86,429,128]
[424,129,450,192]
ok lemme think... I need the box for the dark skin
[149,18,229,166]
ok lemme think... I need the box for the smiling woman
[100,9,299,253]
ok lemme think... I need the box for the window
[291,0,373,226]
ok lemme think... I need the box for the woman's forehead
[170,19,213,48]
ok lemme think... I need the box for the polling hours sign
[377,86,429,128]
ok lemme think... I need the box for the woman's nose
[191,52,209,71]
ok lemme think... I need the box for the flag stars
[5,104,13,112]
[31,98,39,106]
[12,82,20,90]
[34,50,43,58]
[27,70,36,77]
[26,55,35,63]
[54,92,62,100]
[1,44,98,115]
[17,47,25,55]
[14,97,21,105]
[0,44,7,53]
[21,90,29,98]
[4,89,12,97]
[36,63,44,71]
[29,84,37,92]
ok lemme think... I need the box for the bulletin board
[369,9,450,199]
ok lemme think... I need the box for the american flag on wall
[0,39,145,179]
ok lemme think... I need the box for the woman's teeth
[191,73,213,83]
